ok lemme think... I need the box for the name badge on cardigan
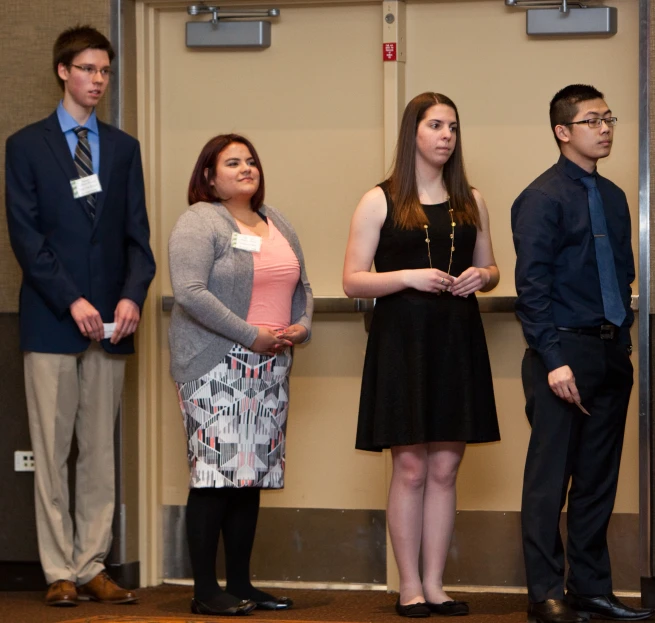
[70,174,102,198]
[231,232,262,253]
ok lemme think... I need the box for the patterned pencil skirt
[176,344,292,489]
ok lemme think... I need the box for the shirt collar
[557,154,597,181]
[56,101,99,136]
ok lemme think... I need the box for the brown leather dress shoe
[45,580,78,607]
[78,571,138,604]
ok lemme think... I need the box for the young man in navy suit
[5,26,155,607]
[512,85,651,623]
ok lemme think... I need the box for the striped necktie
[581,175,626,327]
[73,126,96,219]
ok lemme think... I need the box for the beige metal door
[135,0,388,585]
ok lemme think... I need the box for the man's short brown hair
[53,25,115,90]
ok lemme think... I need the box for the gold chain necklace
[423,198,455,275]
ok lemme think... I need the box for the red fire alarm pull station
[383,42,397,61]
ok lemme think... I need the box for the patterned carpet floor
[0,585,645,623]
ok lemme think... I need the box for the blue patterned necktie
[73,126,96,219]
[581,175,626,327]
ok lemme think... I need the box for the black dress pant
[521,331,633,603]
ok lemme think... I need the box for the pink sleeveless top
[237,219,301,330]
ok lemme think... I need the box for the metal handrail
[161,294,639,314]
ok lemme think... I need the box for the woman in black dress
[343,92,500,617]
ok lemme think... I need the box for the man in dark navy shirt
[512,85,651,623]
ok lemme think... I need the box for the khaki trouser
[23,343,126,585]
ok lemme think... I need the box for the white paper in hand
[103,322,117,340]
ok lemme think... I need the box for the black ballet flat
[396,598,431,618]
[255,596,293,610]
[427,600,469,616]
[191,597,256,616]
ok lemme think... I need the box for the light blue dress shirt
[56,101,100,175]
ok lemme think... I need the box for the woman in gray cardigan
[169,134,313,617]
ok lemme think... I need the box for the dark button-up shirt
[511,155,634,371]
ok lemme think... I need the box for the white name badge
[231,232,262,253]
[71,174,102,199]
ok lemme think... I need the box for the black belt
[556,325,618,340]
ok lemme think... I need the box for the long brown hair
[387,92,479,229]
[187,133,265,210]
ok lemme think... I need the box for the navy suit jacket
[5,111,156,355]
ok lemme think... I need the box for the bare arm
[450,189,500,296]
[342,187,454,298]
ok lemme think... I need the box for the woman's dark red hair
[187,134,265,210]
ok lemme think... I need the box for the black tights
[186,487,276,606]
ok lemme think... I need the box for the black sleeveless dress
[355,184,500,451]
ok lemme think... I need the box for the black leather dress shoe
[427,600,470,616]
[191,597,256,616]
[255,596,293,610]
[395,598,431,618]
[528,599,588,623]
[565,593,655,621]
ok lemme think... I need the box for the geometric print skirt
[176,343,292,489]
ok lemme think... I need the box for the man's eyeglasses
[564,117,618,129]
[69,64,113,78]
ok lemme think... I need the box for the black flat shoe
[395,598,431,618]
[427,600,470,616]
[255,596,293,610]
[191,597,256,616]
[565,593,655,621]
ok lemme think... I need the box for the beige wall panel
[160,313,187,505]
[615,324,640,513]
[271,317,385,510]
[155,5,387,509]
[406,0,640,513]
[456,314,529,511]
[0,1,111,312]
[156,4,383,296]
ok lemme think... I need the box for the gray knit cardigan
[168,201,313,382]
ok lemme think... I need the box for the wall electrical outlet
[14,451,35,472]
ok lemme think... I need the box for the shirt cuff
[541,347,566,372]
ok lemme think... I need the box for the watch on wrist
[627,344,633,355]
